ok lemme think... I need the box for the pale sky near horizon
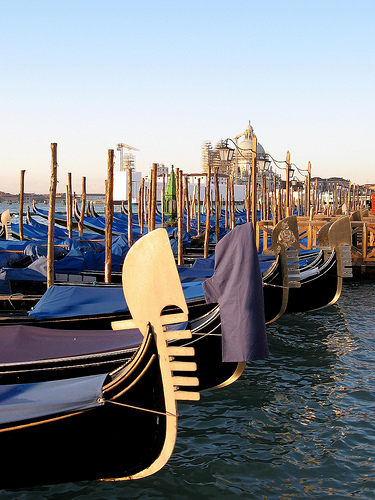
[1,0,374,194]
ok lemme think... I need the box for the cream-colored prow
[110,228,200,481]
[1,210,12,240]
[1,210,11,225]
[122,228,188,336]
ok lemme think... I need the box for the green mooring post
[164,165,177,225]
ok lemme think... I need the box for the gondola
[0,224,269,392]
[33,200,79,228]
[285,216,352,313]
[175,216,301,324]
[0,296,240,392]
[0,228,200,488]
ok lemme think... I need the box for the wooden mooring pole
[285,151,291,217]
[78,177,86,237]
[214,168,220,243]
[66,172,73,238]
[251,135,258,237]
[177,169,184,266]
[204,166,211,258]
[127,167,133,246]
[105,150,114,284]
[19,169,25,241]
[47,144,58,289]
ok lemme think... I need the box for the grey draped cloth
[202,222,269,363]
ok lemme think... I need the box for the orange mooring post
[371,193,375,214]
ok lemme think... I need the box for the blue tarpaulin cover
[0,373,107,425]
[29,281,205,320]
[203,222,269,363]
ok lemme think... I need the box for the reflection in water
[0,274,373,498]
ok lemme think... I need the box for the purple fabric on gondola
[202,222,269,363]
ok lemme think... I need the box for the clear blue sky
[1,0,374,194]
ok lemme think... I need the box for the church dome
[238,137,265,157]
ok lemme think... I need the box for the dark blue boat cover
[203,222,269,363]
[0,373,106,425]
[0,324,143,363]
[29,281,205,319]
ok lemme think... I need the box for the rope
[263,282,290,289]
[99,398,178,418]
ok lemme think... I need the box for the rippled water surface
[1,279,374,499]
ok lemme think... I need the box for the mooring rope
[99,398,178,418]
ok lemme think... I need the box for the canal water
[0,206,374,498]
[0,279,373,499]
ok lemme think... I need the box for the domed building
[202,122,271,183]
[234,123,269,181]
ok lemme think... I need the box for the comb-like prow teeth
[164,329,192,341]
[174,390,200,401]
[167,346,195,357]
[172,376,199,387]
[170,361,197,372]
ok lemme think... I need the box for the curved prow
[1,210,12,240]
[121,200,128,215]
[26,205,31,225]
[350,210,363,221]
[327,215,352,279]
[272,215,301,289]
[73,198,81,222]
[112,228,200,480]
[122,228,188,335]
[317,219,333,249]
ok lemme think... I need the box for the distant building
[311,177,350,192]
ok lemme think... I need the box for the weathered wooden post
[273,177,278,224]
[214,167,220,243]
[191,184,196,221]
[285,151,291,217]
[305,161,311,217]
[66,172,73,238]
[230,175,235,230]
[150,163,157,231]
[184,174,190,234]
[161,173,165,226]
[261,172,266,221]
[225,177,229,230]
[197,178,201,234]
[78,176,86,237]
[278,180,282,222]
[251,135,258,238]
[19,169,25,241]
[47,144,58,289]
[127,167,133,246]
[105,150,114,284]
[138,178,145,233]
[147,177,151,232]
[177,169,184,266]
[204,167,211,258]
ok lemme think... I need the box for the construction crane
[116,143,140,171]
